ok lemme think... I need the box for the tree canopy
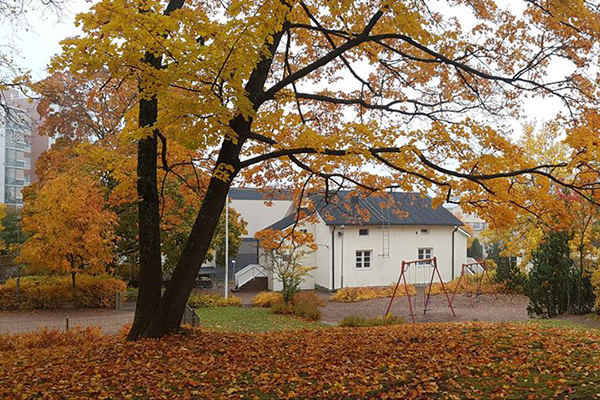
[44,0,600,338]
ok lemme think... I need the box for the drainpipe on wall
[451,226,458,280]
[331,227,336,291]
[339,225,345,288]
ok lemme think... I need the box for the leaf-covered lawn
[194,306,327,332]
[2,322,600,399]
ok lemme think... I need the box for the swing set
[385,257,455,323]
[450,260,488,308]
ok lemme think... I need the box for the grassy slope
[2,322,600,398]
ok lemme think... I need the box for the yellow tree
[53,0,600,338]
[256,228,317,303]
[17,174,117,299]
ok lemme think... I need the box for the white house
[247,191,470,291]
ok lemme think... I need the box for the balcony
[5,159,26,169]
[6,141,32,152]
[5,196,23,206]
[5,178,26,187]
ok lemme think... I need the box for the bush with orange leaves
[252,291,325,308]
[330,284,417,302]
[0,275,127,310]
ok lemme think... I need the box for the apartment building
[0,91,52,206]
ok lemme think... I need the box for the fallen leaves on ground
[330,284,417,302]
[1,322,600,399]
[430,276,508,296]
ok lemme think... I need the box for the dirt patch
[228,288,531,324]
[320,291,530,324]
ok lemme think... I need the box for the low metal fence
[0,315,134,335]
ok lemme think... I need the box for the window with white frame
[355,250,372,269]
[418,248,433,265]
[359,228,369,236]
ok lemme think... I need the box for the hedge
[188,293,242,308]
[0,275,127,310]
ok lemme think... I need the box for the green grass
[193,306,327,333]
[527,318,595,330]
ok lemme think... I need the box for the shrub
[188,293,242,308]
[271,301,295,315]
[271,300,321,321]
[0,275,126,310]
[293,291,325,307]
[73,274,127,308]
[270,291,324,321]
[330,285,417,302]
[338,314,405,327]
[252,291,283,307]
[293,301,321,321]
[525,231,595,318]
[252,290,325,308]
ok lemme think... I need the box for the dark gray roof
[264,208,310,231]
[229,188,292,201]
[265,192,463,230]
[314,192,463,227]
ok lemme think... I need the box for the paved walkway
[2,292,596,335]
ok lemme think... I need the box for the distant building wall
[0,91,52,207]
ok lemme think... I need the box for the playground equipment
[385,257,455,323]
[450,260,488,308]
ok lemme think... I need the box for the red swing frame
[385,257,456,323]
[450,260,488,308]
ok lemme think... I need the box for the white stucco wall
[230,199,293,237]
[318,224,468,288]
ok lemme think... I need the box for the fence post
[65,317,69,332]
[115,292,121,311]
[15,271,20,304]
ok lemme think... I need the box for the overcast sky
[0,0,90,81]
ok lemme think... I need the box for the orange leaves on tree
[17,173,117,277]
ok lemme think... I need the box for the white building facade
[257,192,469,291]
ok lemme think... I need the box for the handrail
[234,264,267,288]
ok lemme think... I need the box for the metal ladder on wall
[362,197,390,258]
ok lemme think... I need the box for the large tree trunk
[127,0,186,341]
[140,123,245,338]
[127,53,164,341]
[128,8,287,339]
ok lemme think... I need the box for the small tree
[525,231,594,318]
[256,229,317,304]
[17,174,117,300]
